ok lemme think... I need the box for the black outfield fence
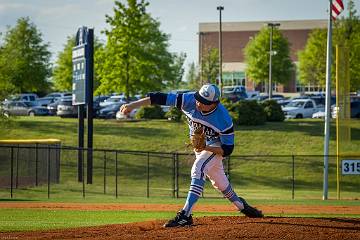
[0,144,359,200]
[0,143,61,191]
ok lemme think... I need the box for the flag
[331,0,344,20]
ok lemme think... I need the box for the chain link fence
[0,144,359,200]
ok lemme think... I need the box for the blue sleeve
[148,92,185,110]
[220,120,235,156]
[221,144,234,157]
[181,92,196,111]
[166,93,184,109]
[148,92,168,105]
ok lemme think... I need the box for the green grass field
[2,116,358,154]
[0,117,359,231]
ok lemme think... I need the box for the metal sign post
[72,26,94,183]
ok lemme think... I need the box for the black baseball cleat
[241,204,264,218]
[163,210,193,227]
[239,197,264,218]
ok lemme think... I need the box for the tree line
[1,0,360,101]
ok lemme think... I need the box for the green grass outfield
[1,197,359,232]
[1,117,359,199]
[2,116,359,154]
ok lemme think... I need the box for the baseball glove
[191,127,206,152]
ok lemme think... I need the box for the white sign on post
[342,160,360,175]
[72,44,86,105]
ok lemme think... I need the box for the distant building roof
[199,19,327,32]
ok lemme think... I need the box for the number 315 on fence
[342,160,360,175]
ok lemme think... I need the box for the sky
[0,0,359,75]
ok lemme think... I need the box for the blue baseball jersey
[166,92,234,147]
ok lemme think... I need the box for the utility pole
[217,6,224,96]
[267,22,280,99]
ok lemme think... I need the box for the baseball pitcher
[120,84,263,227]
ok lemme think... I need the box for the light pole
[267,22,280,99]
[198,32,204,86]
[217,6,224,96]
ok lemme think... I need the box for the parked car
[277,99,292,106]
[94,95,110,106]
[36,96,57,107]
[47,96,72,115]
[310,96,336,107]
[100,95,127,108]
[5,93,38,103]
[282,99,323,119]
[332,101,360,119]
[254,94,285,102]
[223,91,248,103]
[312,111,326,119]
[246,91,260,99]
[98,102,124,119]
[3,101,49,117]
[57,99,77,118]
[44,92,72,99]
[223,85,246,94]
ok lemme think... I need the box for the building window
[222,71,246,86]
[296,81,325,93]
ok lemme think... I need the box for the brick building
[198,19,327,93]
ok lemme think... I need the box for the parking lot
[2,91,360,121]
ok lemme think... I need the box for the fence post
[292,155,295,200]
[47,145,51,199]
[147,152,150,198]
[35,143,39,186]
[115,151,118,198]
[175,153,179,198]
[82,148,85,198]
[56,143,61,184]
[10,146,14,199]
[104,151,107,194]
[15,145,19,188]
[172,153,175,198]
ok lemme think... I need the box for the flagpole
[323,0,333,200]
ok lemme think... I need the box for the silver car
[3,101,49,117]
[57,99,77,118]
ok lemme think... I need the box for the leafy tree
[298,29,328,86]
[334,0,360,91]
[52,36,74,91]
[165,52,186,90]
[201,48,219,84]
[96,0,174,97]
[0,17,51,98]
[244,27,294,85]
[298,0,360,91]
[186,62,200,90]
[52,35,104,93]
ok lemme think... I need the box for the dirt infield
[1,203,360,240]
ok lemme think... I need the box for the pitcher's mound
[3,216,360,240]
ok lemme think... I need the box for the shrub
[261,100,285,122]
[220,98,233,110]
[232,100,266,125]
[135,105,165,119]
[165,107,183,122]
[0,112,14,131]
